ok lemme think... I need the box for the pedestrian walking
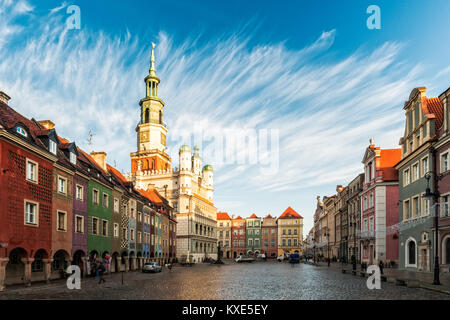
[379,260,384,275]
[98,262,106,284]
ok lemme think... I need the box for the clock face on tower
[140,131,149,143]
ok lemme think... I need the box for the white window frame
[93,189,99,205]
[24,200,39,226]
[412,161,419,182]
[76,184,83,201]
[26,159,38,184]
[404,168,411,186]
[49,139,57,155]
[70,152,77,165]
[16,126,27,137]
[113,223,119,238]
[405,237,418,268]
[412,195,420,218]
[102,220,108,237]
[114,198,119,213]
[441,151,450,173]
[92,217,99,235]
[57,210,67,232]
[75,215,84,234]
[421,156,429,177]
[403,199,411,221]
[57,175,67,194]
[102,193,109,208]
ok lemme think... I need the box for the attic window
[49,140,57,155]
[70,152,76,165]
[16,126,27,137]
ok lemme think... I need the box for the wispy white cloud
[0,1,428,229]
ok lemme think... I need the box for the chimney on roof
[38,120,55,130]
[90,152,107,171]
[0,91,11,105]
[336,185,343,193]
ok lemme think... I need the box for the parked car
[256,253,266,260]
[289,253,300,264]
[277,254,284,262]
[142,262,162,273]
[235,255,255,263]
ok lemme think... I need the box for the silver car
[142,262,162,273]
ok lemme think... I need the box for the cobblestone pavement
[1,260,449,300]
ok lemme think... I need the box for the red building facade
[231,216,246,258]
[360,140,400,265]
[261,214,278,258]
[0,94,56,289]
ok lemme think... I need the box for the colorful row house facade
[0,91,175,291]
[217,212,232,259]
[246,214,261,255]
[261,214,278,258]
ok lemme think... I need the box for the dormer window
[16,126,27,137]
[49,140,57,155]
[70,152,76,165]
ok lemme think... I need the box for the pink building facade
[360,140,401,266]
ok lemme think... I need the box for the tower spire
[149,42,156,77]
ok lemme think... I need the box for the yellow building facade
[277,207,303,256]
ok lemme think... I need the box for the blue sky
[1,0,449,236]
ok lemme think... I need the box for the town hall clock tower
[131,43,171,173]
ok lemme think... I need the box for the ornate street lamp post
[324,228,330,267]
[424,171,440,286]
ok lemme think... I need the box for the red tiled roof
[248,213,258,219]
[279,206,303,219]
[265,214,273,218]
[379,148,401,181]
[425,97,444,130]
[233,216,243,220]
[107,164,128,183]
[138,188,164,205]
[217,212,231,220]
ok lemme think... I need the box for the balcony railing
[356,230,375,239]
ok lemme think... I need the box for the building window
[294,229,297,235]
[422,196,430,216]
[404,168,411,185]
[131,229,135,241]
[282,229,286,235]
[294,239,298,246]
[123,228,127,240]
[102,193,109,208]
[442,195,450,217]
[114,198,119,212]
[137,231,142,243]
[25,201,38,225]
[407,239,417,266]
[92,218,98,235]
[412,163,419,181]
[26,159,38,183]
[58,176,66,194]
[93,189,99,205]
[75,215,84,233]
[70,152,76,165]
[138,211,142,222]
[75,185,83,201]
[422,157,429,176]
[404,200,411,220]
[282,239,286,246]
[49,139,57,155]
[102,220,108,236]
[441,153,449,173]
[288,239,292,246]
[57,211,66,231]
[412,196,419,217]
[16,126,27,136]
[113,223,119,237]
